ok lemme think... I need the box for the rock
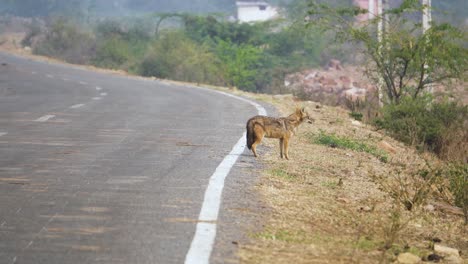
[397,252,421,264]
[319,76,338,86]
[432,202,464,216]
[444,254,463,264]
[359,206,372,212]
[423,204,435,212]
[351,120,362,126]
[427,253,442,262]
[328,59,342,70]
[336,197,350,203]
[434,244,460,257]
[378,140,397,154]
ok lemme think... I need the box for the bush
[447,163,468,224]
[33,18,95,64]
[93,36,130,69]
[139,31,224,85]
[93,19,152,72]
[374,97,468,159]
[311,130,388,162]
[21,20,42,47]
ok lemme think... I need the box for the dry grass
[236,96,467,263]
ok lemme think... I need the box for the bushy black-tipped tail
[246,119,255,150]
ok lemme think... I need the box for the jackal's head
[296,107,314,124]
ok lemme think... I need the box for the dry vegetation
[233,96,467,264]
[0,37,465,263]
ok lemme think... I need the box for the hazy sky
[0,0,239,17]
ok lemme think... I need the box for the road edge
[184,91,266,264]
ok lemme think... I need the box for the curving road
[0,52,264,264]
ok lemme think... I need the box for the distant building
[236,1,279,23]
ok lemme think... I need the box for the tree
[308,0,467,105]
[216,39,263,92]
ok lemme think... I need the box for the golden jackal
[246,107,313,159]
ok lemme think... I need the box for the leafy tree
[139,31,223,85]
[308,0,467,105]
[34,17,95,64]
[215,39,264,92]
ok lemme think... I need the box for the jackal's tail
[246,118,255,150]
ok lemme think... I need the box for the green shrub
[311,130,388,162]
[33,18,95,64]
[92,36,130,69]
[21,21,42,47]
[374,97,467,158]
[215,39,264,91]
[139,31,224,85]
[349,111,363,121]
[447,163,468,224]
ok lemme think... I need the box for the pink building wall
[353,0,379,22]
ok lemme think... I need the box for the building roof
[236,1,270,7]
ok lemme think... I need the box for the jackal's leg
[251,126,264,158]
[279,138,284,158]
[283,137,290,160]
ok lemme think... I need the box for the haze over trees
[1,0,466,162]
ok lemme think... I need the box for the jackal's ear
[301,107,306,113]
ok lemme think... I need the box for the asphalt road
[0,52,263,264]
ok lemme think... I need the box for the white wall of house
[236,1,278,23]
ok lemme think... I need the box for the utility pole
[368,0,375,19]
[422,0,432,33]
[422,0,432,93]
[377,0,384,107]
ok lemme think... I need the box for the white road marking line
[31,71,37,75]
[0,132,7,137]
[62,77,69,81]
[96,86,102,91]
[100,92,107,96]
[92,97,101,100]
[34,115,55,122]
[46,74,54,78]
[70,104,85,109]
[185,93,266,264]
[79,81,88,85]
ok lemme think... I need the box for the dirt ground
[231,96,467,264]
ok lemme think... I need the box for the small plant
[253,229,310,243]
[311,130,388,162]
[354,237,378,251]
[321,180,339,189]
[371,160,443,211]
[447,163,468,224]
[349,111,363,121]
[269,168,296,181]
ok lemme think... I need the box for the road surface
[0,52,265,264]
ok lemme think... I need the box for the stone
[444,254,463,264]
[426,253,442,262]
[397,252,421,264]
[351,120,362,126]
[423,204,435,212]
[378,140,397,154]
[434,244,460,257]
[328,59,342,70]
[336,197,350,204]
[359,205,372,212]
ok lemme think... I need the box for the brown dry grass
[235,97,467,264]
